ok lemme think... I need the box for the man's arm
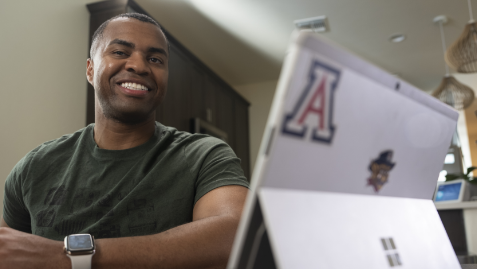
[0,217,70,269]
[0,185,248,269]
[93,185,248,269]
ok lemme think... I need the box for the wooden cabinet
[87,0,251,179]
[158,44,191,131]
[234,99,251,178]
[216,87,236,149]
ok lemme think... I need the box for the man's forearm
[0,186,248,269]
[92,214,238,269]
[0,214,238,269]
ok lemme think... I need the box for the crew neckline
[86,122,163,160]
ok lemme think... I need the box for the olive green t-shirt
[3,122,249,240]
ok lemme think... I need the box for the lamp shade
[445,22,477,73]
[432,75,475,110]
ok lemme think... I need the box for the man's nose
[125,53,149,75]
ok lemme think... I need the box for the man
[0,13,249,269]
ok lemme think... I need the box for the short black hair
[90,13,169,59]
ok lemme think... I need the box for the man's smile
[115,78,155,98]
[120,82,149,91]
[116,82,152,97]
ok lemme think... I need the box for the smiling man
[0,13,249,269]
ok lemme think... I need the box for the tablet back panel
[227,32,460,269]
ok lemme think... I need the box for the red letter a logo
[298,76,327,130]
[282,60,340,144]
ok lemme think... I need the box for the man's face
[86,18,169,124]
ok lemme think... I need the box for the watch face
[67,234,94,251]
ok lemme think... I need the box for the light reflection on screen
[435,182,462,202]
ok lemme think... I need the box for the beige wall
[0,0,94,214]
[234,80,277,173]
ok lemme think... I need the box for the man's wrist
[64,234,95,269]
[49,240,71,269]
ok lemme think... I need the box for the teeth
[120,82,148,91]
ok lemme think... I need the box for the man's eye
[113,51,126,56]
[149,57,163,64]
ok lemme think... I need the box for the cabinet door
[187,65,205,123]
[216,87,236,149]
[157,44,189,131]
[438,209,468,255]
[204,75,219,126]
[234,98,251,180]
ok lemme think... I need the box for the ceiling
[136,0,476,92]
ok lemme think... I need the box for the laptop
[227,31,460,269]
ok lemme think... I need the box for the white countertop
[435,201,477,210]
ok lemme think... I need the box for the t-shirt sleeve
[3,156,32,233]
[190,137,250,204]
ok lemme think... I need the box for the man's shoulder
[37,125,90,150]
[24,125,91,162]
[159,123,229,153]
[9,125,92,180]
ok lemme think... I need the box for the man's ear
[86,58,94,86]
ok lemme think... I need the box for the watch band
[67,254,94,269]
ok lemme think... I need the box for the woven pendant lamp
[445,0,477,73]
[432,15,475,110]
[433,76,475,109]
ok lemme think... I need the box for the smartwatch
[64,234,96,269]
